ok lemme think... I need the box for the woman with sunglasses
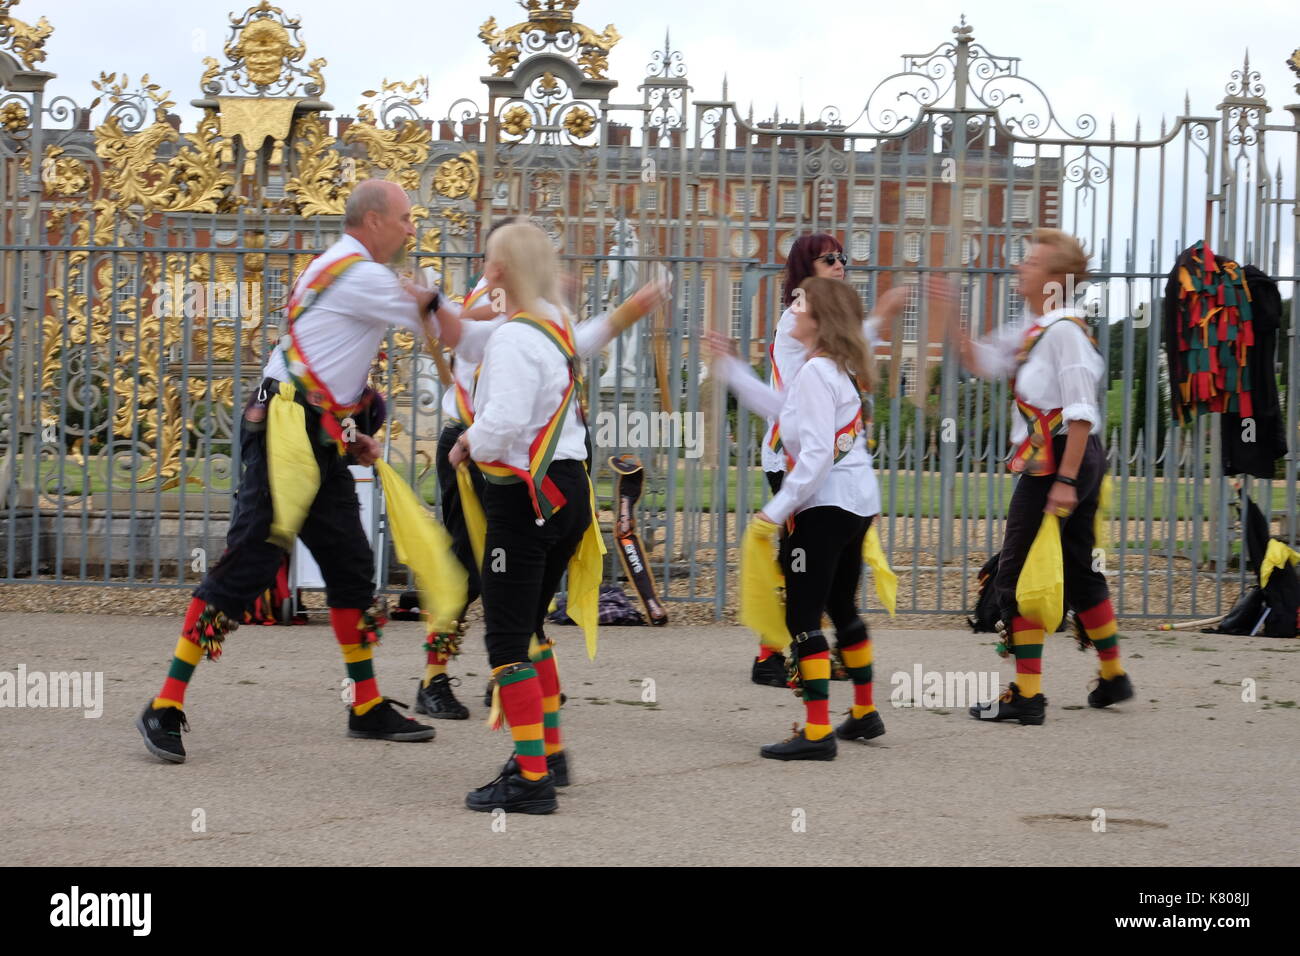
[749,234,906,689]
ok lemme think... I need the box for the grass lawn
[32,457,1294,521]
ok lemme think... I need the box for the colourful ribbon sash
[476,311,582,524]
[282,252,371,455]
[1008,315,1096,476]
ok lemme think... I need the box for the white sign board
[291,465,380,590]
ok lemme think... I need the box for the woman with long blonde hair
[708,276,886,761]
[450,221,666,811]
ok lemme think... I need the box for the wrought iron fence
[1,0,1297,621]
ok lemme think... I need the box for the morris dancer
[951,228,1132,725]
[416,222,669,722]
[709,277,885,760]
[138,180,458,763]
[751,233,906,688]
[450,221,667,812]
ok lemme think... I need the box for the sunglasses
[818,253,848,266]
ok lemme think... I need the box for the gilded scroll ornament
[0,0,53,70]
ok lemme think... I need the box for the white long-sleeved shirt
[464,301,617,469]
[440,277,505,422]
[263,235,428,405]
[967,307,1103,447]
[723,354,880,526]
[762,306,886,473]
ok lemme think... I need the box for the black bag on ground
[968,555,1001,633]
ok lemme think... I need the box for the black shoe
[415,674,469,720]
[751,653,788,687]
[483,679,494,708]
[347,699,436,741]
[501,749,571,787]
[1088,672,1134,708]
[760,725,838,761]
[465,767,558,814]
[969,682,1046,725]
[835,709,886,741]
[137,703,189,764]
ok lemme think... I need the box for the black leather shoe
[969,682,1046,725]
[137,703,188,763]
[347,699,436,741]
[1088,672,1134,708]
[415,673,470,720]
[760,725,838,761]
[835,709,885,741]
[465,767,558,814]
[751,653,788,687]
[502,749,570,787]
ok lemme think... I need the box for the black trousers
[195,381,374,617]
[435,421,484,617]
[480,459,592,669]
[780,506,873,654]
[995,433,1109,624]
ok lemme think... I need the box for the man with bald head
[138,178,459,764]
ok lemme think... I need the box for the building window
[1008,235,1030,265]
[904,233,922,263]
[1011,191,1032,222]
[642,183,659,212]
[264,175,285,200]
[114,260,137,318]
[266,268,288,318]
[961,234,980,265]
[902,279,920,342]
[733,186,760,216]
[851,278,872,315]
[963,188,982,221]
[730,278,751,339]
[690,185,712,214]
[900,358,917,397]
[905,187,926,220]
[851,231,872,262]
[780,186,805,218]
[852,185,875,219]
[959,277,974,335]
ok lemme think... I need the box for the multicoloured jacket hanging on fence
[1165,241,1255,424]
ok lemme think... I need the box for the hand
[750,512,780,539]
[1045,479,1077,519]
[449,435,470,467]
[875,286,910,335]
[350,433,382,467]
[630,275,672,316]
[703,329,738,363]
[401,277,438,313]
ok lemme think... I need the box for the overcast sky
[26,0,1300,134]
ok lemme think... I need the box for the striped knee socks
[838,625,876,719]
[530,639,563,755]
[153,597,209,710]
[332,608,382,716]
[799,650,832,740]
[1079,599,1125,679]
[495,662,547,780]
[1010,616,1045,698]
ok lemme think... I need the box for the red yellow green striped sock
[1079,598,1125,679]
[1011,616,1044,698]
[496,662,547,780]
[332,608,382,716]
[799,650,832,740]
[530,639,563,755]
[423,649,448,687]
[153,597,208,710]
[839,632,876,719]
